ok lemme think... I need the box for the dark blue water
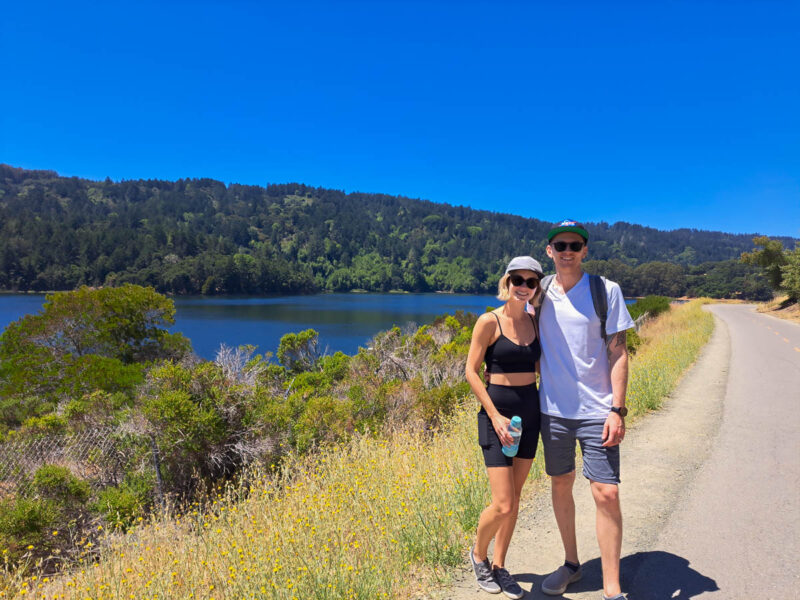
[1,293,636,360]
[0,293,501,359]
[173,293,502,358]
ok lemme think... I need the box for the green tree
[780,245,800,302]
[277,329,321,373]
[741,236,788,291]
[632,262,686,297]
[1,284,189,363]
[0,285,189,403]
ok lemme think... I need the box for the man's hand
[604,329,629,447]
[601,410,625,447]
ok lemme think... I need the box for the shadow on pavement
[512,550,719,599]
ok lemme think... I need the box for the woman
[465,256,543,598]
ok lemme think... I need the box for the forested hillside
[0,164,786,298]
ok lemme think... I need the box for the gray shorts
[540,413,620,484]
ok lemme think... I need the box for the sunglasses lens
[509,275,539,289]
[553,241,583,252]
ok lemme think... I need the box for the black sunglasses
[509,274,540,289]
[552,241,585,252]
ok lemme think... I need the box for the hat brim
[548,225,589,241]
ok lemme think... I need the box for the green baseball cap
[547,219,589,242]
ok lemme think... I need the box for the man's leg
[579,419,623,598]
[590,481,622,597]
[540,415,583,596]
[551,470,579,563]
[541,469,583,595]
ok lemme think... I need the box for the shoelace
[493,568,519,589]
[475,561,493,579]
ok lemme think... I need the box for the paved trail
[438,304,800,600]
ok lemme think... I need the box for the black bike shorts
[478,383,540,467]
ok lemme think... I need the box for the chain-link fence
[0,428,131,498]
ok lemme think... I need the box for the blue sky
[2,1,798,238]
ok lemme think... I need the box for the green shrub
[62,390,133,426]
[32,465,90,505]
[0,496,60,564]
[318,351,351,381]
[349,383,388,429]
[415,381,471,426]
[92,473,153,529]
[293,395,355,451]
[0,396,56,431]
[142,359,269,493]
[628,295,672,320]
[627,329,643,355]
[21,413,68,433]
[277,329,320,373]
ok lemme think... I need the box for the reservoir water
[0,293,502,359]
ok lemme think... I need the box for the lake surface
[0,293,502,359]
[1,293,637,360]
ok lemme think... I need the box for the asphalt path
[439,304,800,600]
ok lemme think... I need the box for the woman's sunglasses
[551,241,585,252]
[509,274,540,289]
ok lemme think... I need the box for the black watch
[610,406,628,417]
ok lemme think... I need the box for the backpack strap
[588,274,609,344]
[532,274,556,332]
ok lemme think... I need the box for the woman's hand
[491,413,513,446]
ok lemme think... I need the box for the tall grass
[3,301,713,600]
[626,299,714,415]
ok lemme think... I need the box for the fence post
[150,434,166,511]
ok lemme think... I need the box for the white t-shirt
[536,273,635,419]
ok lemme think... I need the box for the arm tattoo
[607,331,627,357]
[613,331,626,349]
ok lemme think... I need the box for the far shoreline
[0,288,496,297]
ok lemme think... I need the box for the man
[534,220,634,600]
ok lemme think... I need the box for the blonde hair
[496,273,512,301]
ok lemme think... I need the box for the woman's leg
[491,457,534,568]
[473,465,516,562]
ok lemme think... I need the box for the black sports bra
[484,313,541,374]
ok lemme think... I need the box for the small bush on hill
[0,465,93,569]
[628,296,672,321]
[32,465,90,506]
[0,496,61,565]
[92,472,154,529]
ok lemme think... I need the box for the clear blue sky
[2,1,798,238]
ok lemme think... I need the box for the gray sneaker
[541,564,582,595]
[492,567,524,599]
[470,548,501,594]
[603,595,627,600]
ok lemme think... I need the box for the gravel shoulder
[437,303,797,600]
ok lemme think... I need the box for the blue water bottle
[501,416,523,457]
